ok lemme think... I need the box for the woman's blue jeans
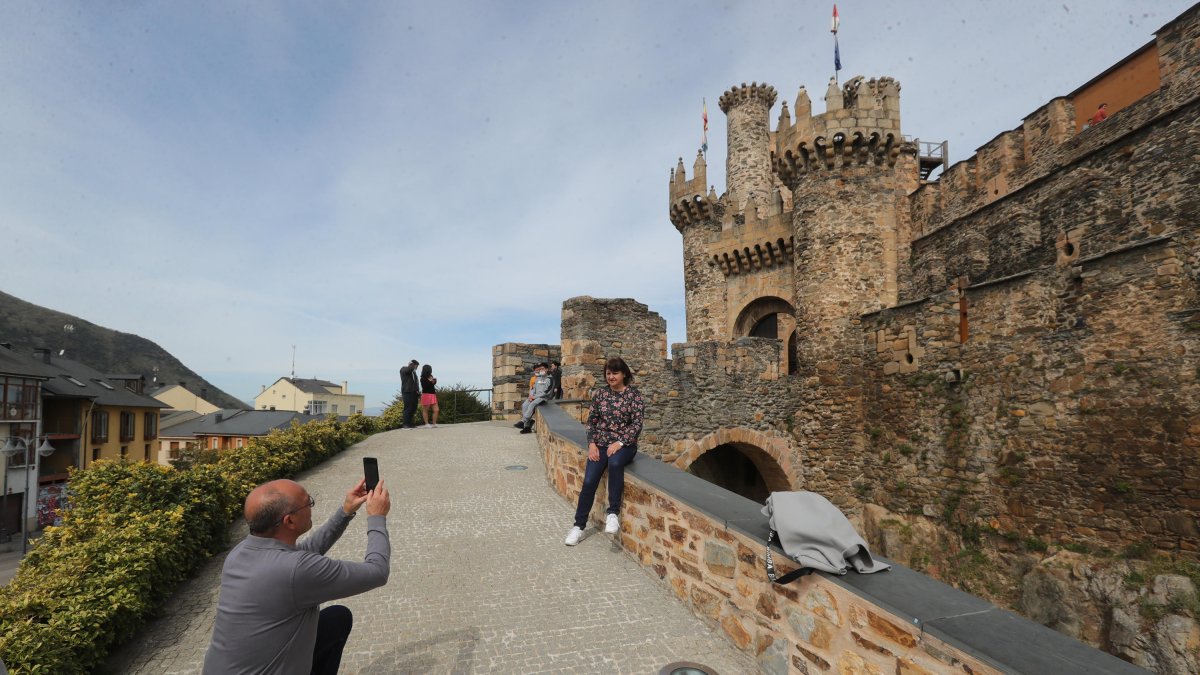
[573,444,637,528]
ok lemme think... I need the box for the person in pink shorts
[419,364,439,428]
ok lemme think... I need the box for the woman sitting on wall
[564,356,645,546]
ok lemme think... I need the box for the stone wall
[558,295,667,400]
[533,409,1145,675]
[490,342,561,420]
[908,95,1200,301]
[860,235,1200,553]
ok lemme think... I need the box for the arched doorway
[733,296,798,375]
[733,296,793,338]
[685,441,793,504]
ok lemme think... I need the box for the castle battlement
[910,97,1076,233]
[771,75,905,184]
[708,189,794,277]
[717,82,777,114]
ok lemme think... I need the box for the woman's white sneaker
[604,514,620,534]
[564,526,584,546]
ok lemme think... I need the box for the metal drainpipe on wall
[80,398,96,470]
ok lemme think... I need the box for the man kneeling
[203,477,391,674]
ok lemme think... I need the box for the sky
[0,1,1192,413]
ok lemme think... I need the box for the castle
[496,5,1199,559]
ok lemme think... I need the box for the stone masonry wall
[537,421,1005,675]
[908,97,1200,301]
[558,297,669,447]
[490,342,561,420]
[860,238,1200,553]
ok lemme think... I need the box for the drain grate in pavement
[504,465,528,471]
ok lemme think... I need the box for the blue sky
[0,1,1191,412]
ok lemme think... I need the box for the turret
[718,82,777,211]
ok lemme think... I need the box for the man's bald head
[245,480,305,535]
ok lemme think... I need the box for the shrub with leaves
[0,416,370,673]
[378,383,491,429]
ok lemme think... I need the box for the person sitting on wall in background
[515,362,554,434]
[1089,102,1108,125]
[399,359,420,429]
[564,356,645,546]
[550,361,563,400]
[203,478,391,675]
[419,364,439,428]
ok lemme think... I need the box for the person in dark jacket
[550,361,563,399]
[399,360,420,429]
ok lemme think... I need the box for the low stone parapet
[534,403,1145,674]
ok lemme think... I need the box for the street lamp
[1,435,54,554]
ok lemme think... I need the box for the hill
[0,289,247,410]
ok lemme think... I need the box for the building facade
[254,377,364,416]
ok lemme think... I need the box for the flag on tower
[832,5,842,73]
[702,98,709,154]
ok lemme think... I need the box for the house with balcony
[254,377,364,416]
[0,344,54,544]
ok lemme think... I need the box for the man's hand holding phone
[366,480,390,517]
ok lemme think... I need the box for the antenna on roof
[291,345,296,380]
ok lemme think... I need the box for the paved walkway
[105,421,758,674]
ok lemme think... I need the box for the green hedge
[0,414,374,674]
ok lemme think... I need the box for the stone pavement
[105,421,758,674]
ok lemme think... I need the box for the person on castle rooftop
[516,362,554,433]
[565,356,645,546]
[202,478,391,675]
[1089,102,1108,125]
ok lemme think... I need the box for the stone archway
[672,428,798,502]
[733,296,794,338]
[732,296,797,374]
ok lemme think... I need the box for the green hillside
[0,290,247,410]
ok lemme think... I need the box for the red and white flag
[831,4,840,34]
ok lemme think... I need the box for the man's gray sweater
[202,508,390,674]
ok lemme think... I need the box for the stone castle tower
[670,75,920,456]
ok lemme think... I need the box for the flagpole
[831,4,841,85]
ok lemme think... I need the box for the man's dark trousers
[402,391,419,428]
[311,605,353,675]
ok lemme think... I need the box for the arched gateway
[672,428,797,503]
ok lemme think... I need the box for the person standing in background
[550,361,563,400]
[419,364,439,428]
[399,360,420,429]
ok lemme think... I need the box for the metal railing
[444,388,493,423]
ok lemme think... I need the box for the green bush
[0,416,370,673]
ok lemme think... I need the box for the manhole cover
[659,663,716,675]
[505,465,528,471]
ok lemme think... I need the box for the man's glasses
[275,495,315,526]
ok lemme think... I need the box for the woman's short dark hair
[604,357,633,385]
[421,364,432,378]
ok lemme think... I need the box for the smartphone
[363,457,380,491]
